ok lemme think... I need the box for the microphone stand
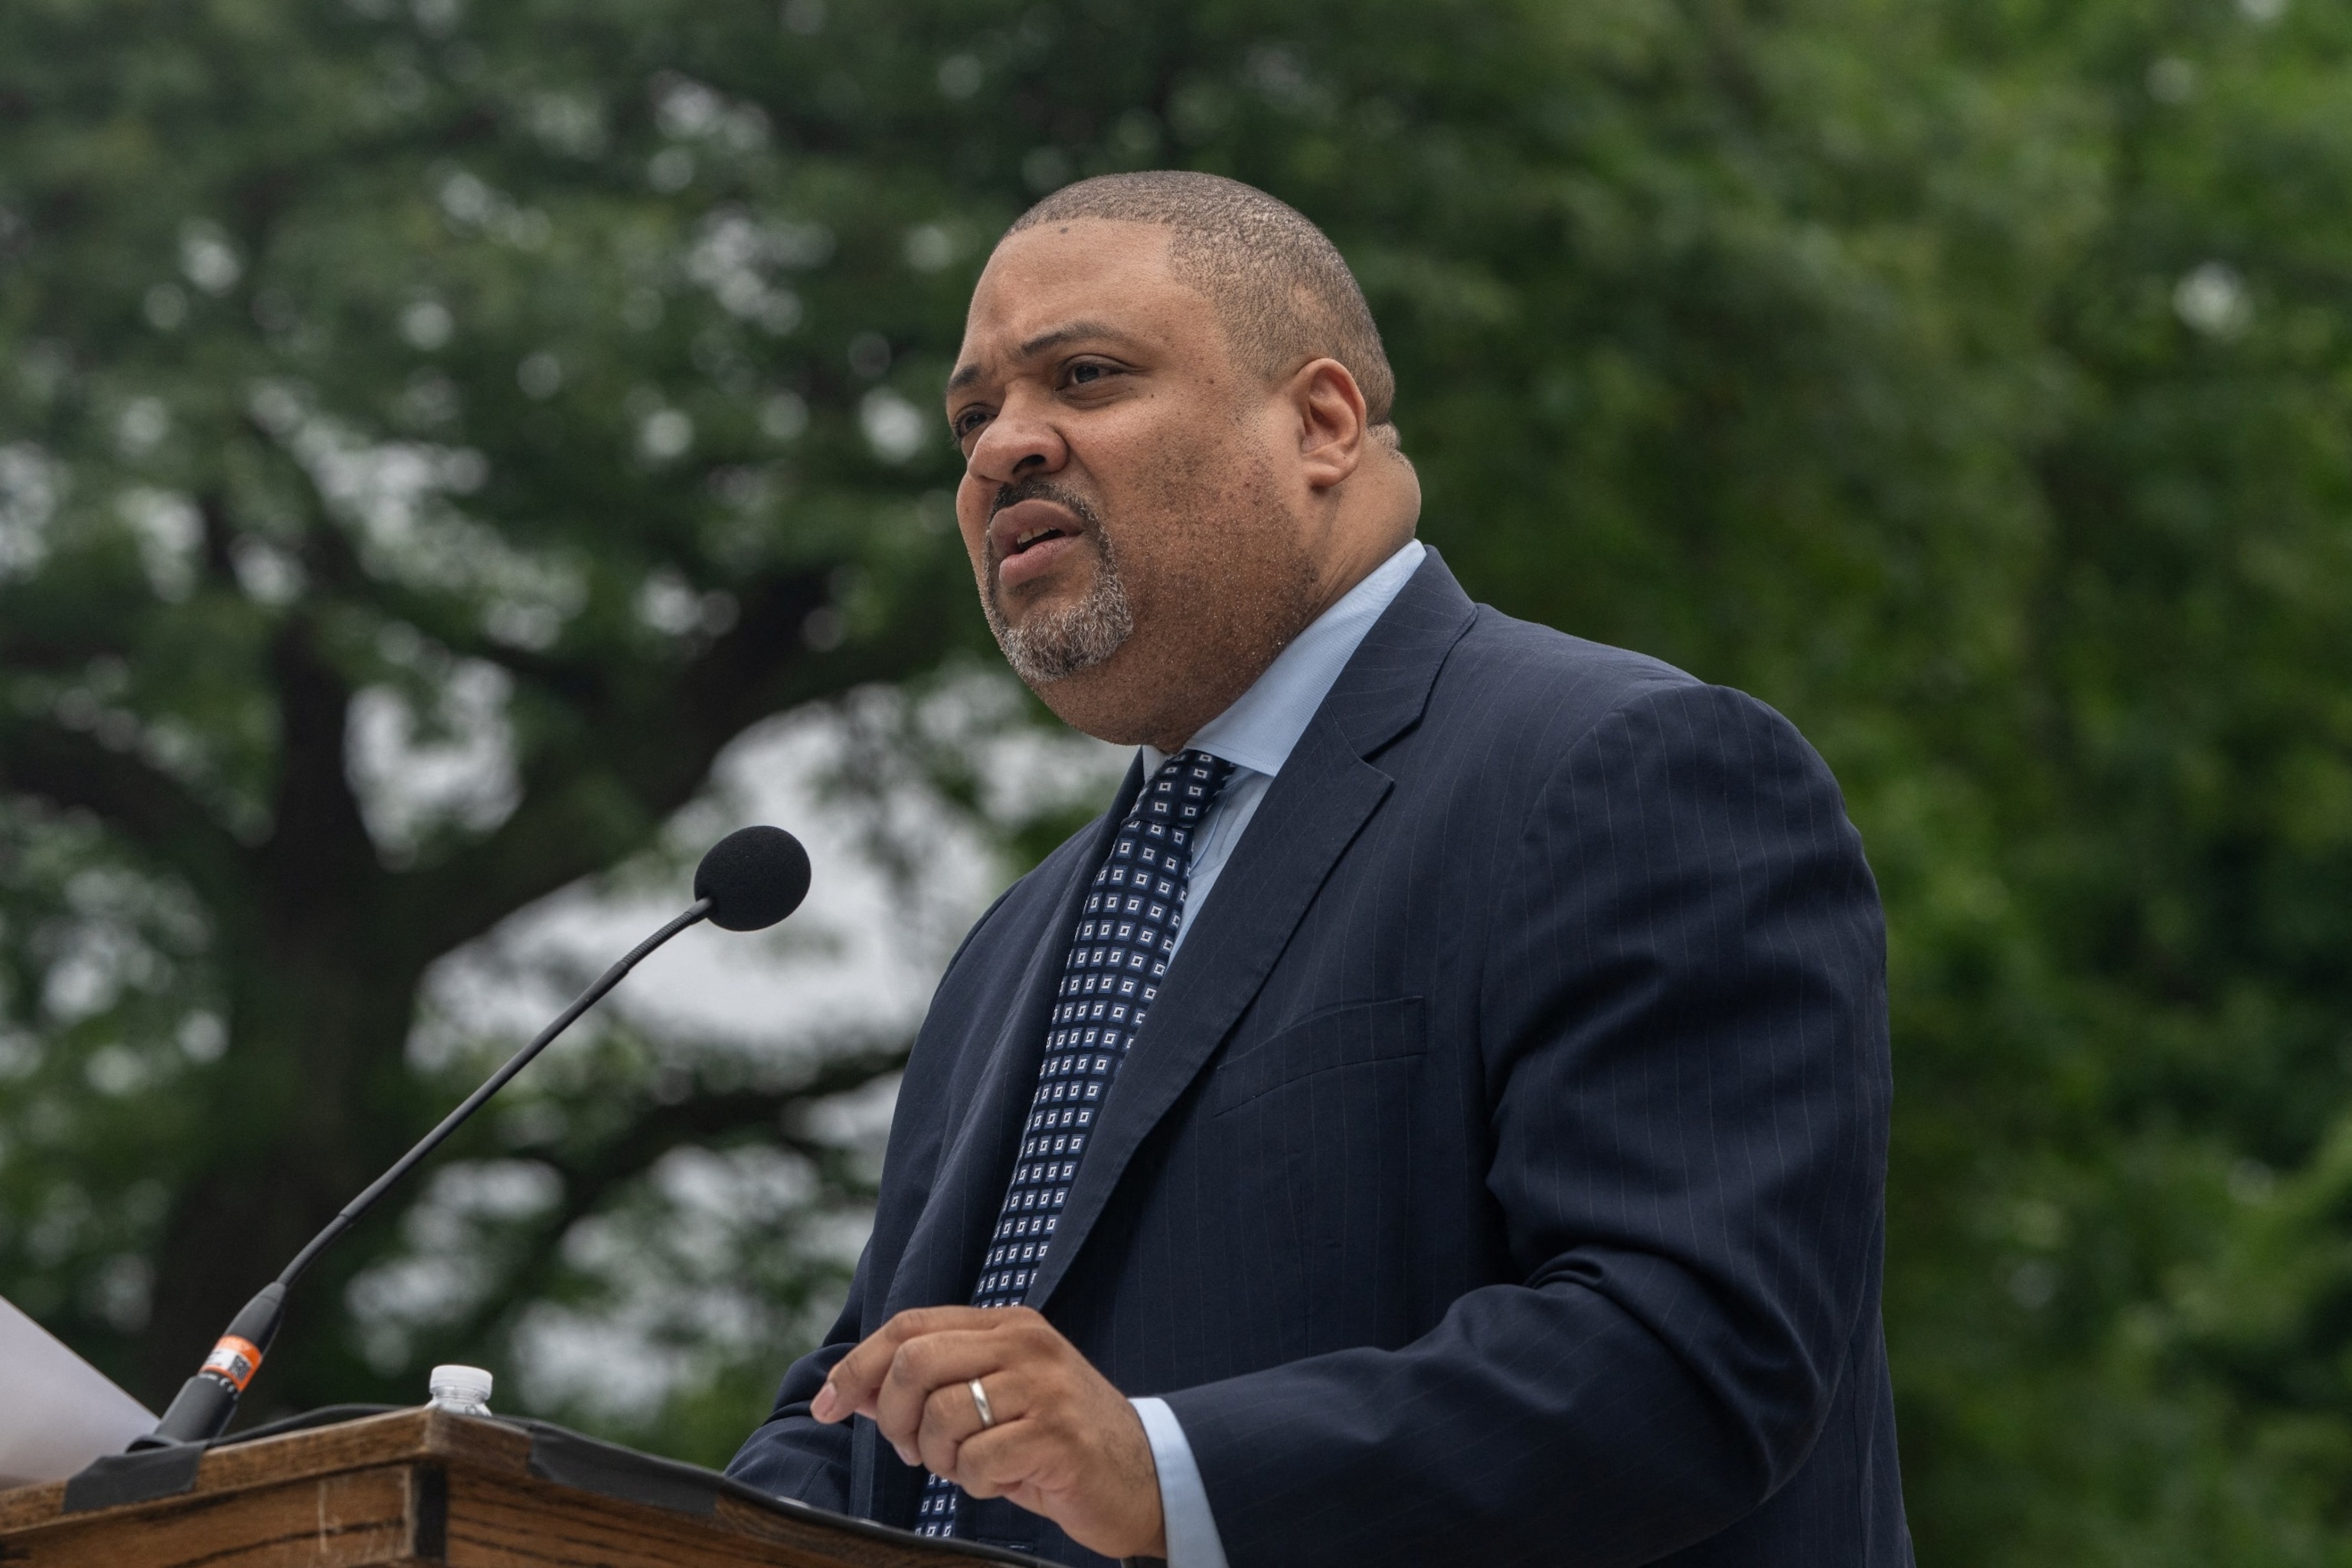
[136,900,712,1449]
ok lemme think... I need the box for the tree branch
[544,1039,912,1208]
[0,711,248,908]
[392,560,959,963]
[427,1038,910,1361]
[0,622,135,671]
[240,405,957,964]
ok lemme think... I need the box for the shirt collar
[1141,537,1427,779]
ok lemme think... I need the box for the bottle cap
[428,1364,494,1405]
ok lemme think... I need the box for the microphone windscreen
[694,826,812,932]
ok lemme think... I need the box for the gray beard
[984,529,1136,688]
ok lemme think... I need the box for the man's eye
[954,409,990,437]
[1069,362,1109,386]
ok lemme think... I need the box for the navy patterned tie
[916,748,1236,1540]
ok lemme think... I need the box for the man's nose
[964,395,1067,485]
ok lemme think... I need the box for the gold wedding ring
[968,1377,997,1430]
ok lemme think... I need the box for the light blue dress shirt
[1122,537,1425,1568]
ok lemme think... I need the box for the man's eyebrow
[946,320,1148,395]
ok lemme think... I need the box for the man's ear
[1290,358,1369,492]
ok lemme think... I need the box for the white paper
[0,1293,156,1488]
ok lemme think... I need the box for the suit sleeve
[1161,682,1891,1567]
[724,1244,870,1511]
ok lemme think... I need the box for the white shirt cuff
[1129,1396,1229,1568]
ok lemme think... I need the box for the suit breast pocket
[1207,995,1428,1116]
[1202,997,1428,1354]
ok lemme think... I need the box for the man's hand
[810,1305,1167,1560]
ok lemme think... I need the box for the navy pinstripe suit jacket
[730,550,1910,1566]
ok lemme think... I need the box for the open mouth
[988,495,1092,590]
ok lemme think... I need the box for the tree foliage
[2,0,2350,1560]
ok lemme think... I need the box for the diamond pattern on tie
[915,748,1235,1540]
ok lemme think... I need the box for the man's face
[945,220,1319,746]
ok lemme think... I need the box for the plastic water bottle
[426,1364,494,1416]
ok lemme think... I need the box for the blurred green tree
[2,0,2350,1562]
[0,0,1006,1428]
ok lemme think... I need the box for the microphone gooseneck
[136,827,810,1449]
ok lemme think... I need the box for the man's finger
[950,1418,1054,1501]
[914,1367,1029,1479]
[812,1307,997,1422]
[874,1328,1033,1455]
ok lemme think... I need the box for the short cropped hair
[1008,172,1397,432]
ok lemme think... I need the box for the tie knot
[1138,749,1235,834]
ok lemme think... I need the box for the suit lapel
[882,756,1146,1318]
[1026,550,1478,1312]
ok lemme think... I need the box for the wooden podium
[0,1408,1037,1567]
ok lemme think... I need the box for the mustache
[988,478,1103,534]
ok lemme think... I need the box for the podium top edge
[1,1409,1052,1568]
[0,1409,520,1529]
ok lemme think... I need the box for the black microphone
[136,825,812,1449]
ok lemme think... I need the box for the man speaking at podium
[729,172,1908,1567]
